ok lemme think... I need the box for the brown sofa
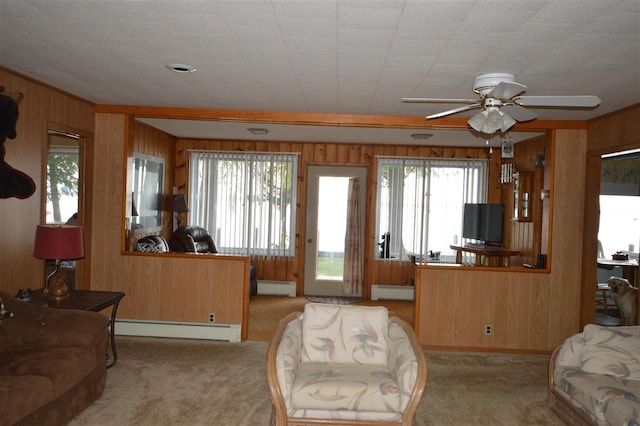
[0,291,109,425]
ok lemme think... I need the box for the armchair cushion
[301,303,389,365]
[291,362,402,412]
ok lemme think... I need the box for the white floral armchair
[266,303,427,426]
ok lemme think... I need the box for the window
[46,132,80,224]
[189,151,298,258]
[598,195,640,260]
[598,150,640,261]
[375,157,488,261]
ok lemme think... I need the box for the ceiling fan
[402,73,601,134]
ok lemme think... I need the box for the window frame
[189,150,298,258]
[375,156,488,262]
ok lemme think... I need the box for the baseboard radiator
[371,284,415,301]
[115,319,241,342]
[257,280,296,297]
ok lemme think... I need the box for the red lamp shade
[34,225,85,260]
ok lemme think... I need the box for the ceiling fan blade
[402,97,478,104]
[426,103,482,119]
[488,81,527,100]
[501,104,537,122]
[515,95,601,108]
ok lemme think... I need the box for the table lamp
[33,224,84,301]
[169,194,189,228]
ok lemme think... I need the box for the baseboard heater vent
[371,284,414,301]
[257,280,296,297]
[115,319,241,342]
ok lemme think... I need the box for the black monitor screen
[462,203,504,245]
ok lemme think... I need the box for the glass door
[304,166,366,296]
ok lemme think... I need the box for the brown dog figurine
[607,276,637,326]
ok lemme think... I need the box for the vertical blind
[376,157,488,261]
[189,151,298,258]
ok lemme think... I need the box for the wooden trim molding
[95,104,589,131]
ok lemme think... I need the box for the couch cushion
[291,362,402,413]
[0,345,98,425]
[604,398,640,426]
[581,325,640,379]
[301,303,389,365]
[554,366,640,424]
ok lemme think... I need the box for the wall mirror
[131,153,164,231]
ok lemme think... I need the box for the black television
[462,203,504,245]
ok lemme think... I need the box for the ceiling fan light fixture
[484,108,503,133]
[500,114,517,132]
[468,110,488,132]
[469,108,517,135]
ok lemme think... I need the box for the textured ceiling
[1,0,639,146]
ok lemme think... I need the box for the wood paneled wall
[416,265,551,351]
[175,138,496,297]
[416,129,588,352]
[0,67,94,293]
[502,135,548,264]
[91,114,250,337]
[581,104,640,326]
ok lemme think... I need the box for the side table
[27,289,125,368]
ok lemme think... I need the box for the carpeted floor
[305,295,363,304]
[69,337,564,426]
[248,295,414,341]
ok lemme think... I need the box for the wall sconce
[33,225,84,300]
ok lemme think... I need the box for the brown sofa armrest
[0,291,109,352]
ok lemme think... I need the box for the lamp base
[46,271,70,301]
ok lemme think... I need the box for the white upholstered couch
[549,324,640,425]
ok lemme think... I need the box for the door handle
[307,238,312,243]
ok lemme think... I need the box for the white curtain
[189,151,298,259]
[376,157,488,262]
[343,177,362,295]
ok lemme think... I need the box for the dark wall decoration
[0,88,36,199]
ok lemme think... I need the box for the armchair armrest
[266,311,302,423]
[0,293,109,353]
[388,317,428,418]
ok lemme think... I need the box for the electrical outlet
[208,313,215,323]
[485,324,492,335]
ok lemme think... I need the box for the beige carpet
[248,295,414,342]
[69,337,564,426]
